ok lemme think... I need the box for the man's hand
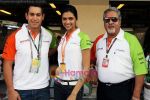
[88,68,98,85]
[8,89,21,100]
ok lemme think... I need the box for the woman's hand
[67,93,77,100]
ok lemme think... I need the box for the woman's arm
[67,48,90,100]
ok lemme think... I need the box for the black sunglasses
[104,17,119,23]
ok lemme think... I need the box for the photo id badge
[102,57,109,68]
[60,62,66,72]
[29,58,40,73]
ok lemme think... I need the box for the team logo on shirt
[20,39,30,43]
[97,47,103,51]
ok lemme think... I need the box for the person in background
[54,5,91,100]
[2,4,54,100]
[91,7,147,100]
[0,54,6,99]
[144,53,150,100]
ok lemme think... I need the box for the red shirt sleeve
[90,34,104,64]
[2,31,17,61]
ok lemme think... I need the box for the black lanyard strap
[106,38,117,57]
[28,30,42,59]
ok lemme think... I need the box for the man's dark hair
[25,3,44,14]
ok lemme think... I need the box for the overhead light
[5,25,19,29]
[0,9,11,15]
[56,10,61,15]
[49,3,56,8]
[117,4,124,9]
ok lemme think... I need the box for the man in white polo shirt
[2,4,54,100]
[91,7,147,100]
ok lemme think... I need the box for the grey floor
[0,79,96,100]
[1,77,145,100]
[49,78,97,100]
[0,80,7,100]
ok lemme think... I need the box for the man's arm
[3,60,21,100]
[125,34,148,100]
[3,60,14,91]
[89,35,104,84]
[90,34,104,65]
[132,75,145,100]
[2,30,21,100]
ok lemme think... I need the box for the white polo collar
[102,28,124,40]
[62,28,80,39]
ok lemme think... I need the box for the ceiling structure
[1,0,150,28]
[0,0,69,27]
[110,1,150,28]
[110,0,150,54]
[70,0,108,5]
[1,0,150,53]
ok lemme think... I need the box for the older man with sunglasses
[91,7,147,100]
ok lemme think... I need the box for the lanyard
[106,38,117,58]
[61,33,73,63]
[28,30,42,59]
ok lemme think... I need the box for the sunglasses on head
[104,17,119,23]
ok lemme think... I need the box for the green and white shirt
[91,28,147,83]
[57,28,91,85]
